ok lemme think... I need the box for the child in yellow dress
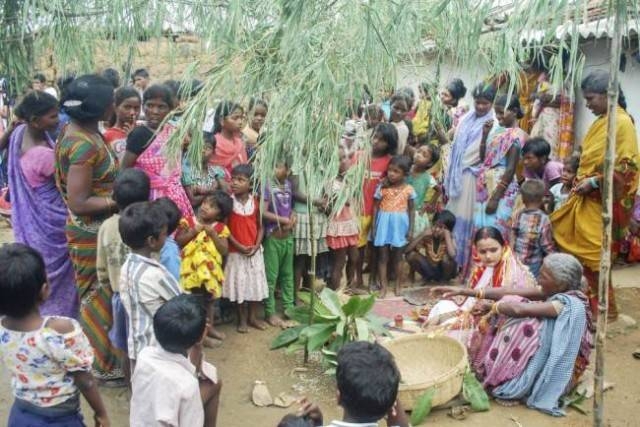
[176,190,233,344]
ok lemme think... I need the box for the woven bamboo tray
[383,334,468,410]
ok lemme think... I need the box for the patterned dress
[55,128,121,380]
[372,183,416,248]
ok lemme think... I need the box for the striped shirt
[119,253,181,360]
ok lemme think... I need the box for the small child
[223,164,269,333]
[372,155,416,298]
[119,202,181,367]
[182,137,229,209]
[356,123,397,288]
[96,168,150,384]
[130,294,221,427]
[549,154,579,212]
[262,160,296,327]
[176,190,233,342]
[0,243,109,426]
[154,197,183,281]
[511,179,556,277]
[293,341,409,427]
[407,143,440,235]
[521,137,564,190]
[389,93,410,155]
[405,210,457,283]
[326,147,360,290]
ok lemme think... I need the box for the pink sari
[134,124,194,221]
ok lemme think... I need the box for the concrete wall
[398,39,640,146]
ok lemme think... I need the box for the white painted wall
[398,39,640,146]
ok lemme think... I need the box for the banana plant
[270,288,389,372]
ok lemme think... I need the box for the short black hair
[563,154,580,173]
[522,137,551,158]
[422,143,440,167]
[434,209,456,232]
[119,202,167,250]
[101,68,121,88]
[336,341,400,422]
[33,73,46,83]
[202,190,233,221]
[152,197,182,235]
[277,414,314,427]
[390,92,409,107]
[143,84,176,110]
[0,243,47,318]
[389,155,412,175]
[231,163,253,179]
[14,91,59,122]
[132,68,149,79]
[520,179,546,204]
[472,82,497,102]
[154,294,207,354]
[495,94,524,119]
[373,123,398,156]
[113,169,150,211]
[114,86,141,107]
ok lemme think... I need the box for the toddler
[177,190,232,342]
[511,179,555,277]
[154,197,183,280]
[407,143,440,235]
[548,154,579,212]
[223,164,269,333]
[372,155,416,297]
[262,160,296,327]
[182,137,228,209]
[0,243,109,426]
[389,93,410,155]
[405,210,457,283]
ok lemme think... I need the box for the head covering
[446,78,467,100]
[61,74,114,121]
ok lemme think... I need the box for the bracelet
[490,301,501,315]
[495,301,502,315]
[589,177,599,189]
[475,288,485,300]
[104,196,114,212]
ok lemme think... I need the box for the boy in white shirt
[131,294,221,427]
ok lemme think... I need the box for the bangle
[475,288,485,300]
[589,177,599,189]
[490,302,500,315]
[104,197,113,212]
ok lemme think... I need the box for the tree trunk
[593,1,624,425]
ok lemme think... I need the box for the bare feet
[237,324,249,334]
[248,320,268,331]
[203,337,221,348]
[266,315,283,327]
[208,328,226,341]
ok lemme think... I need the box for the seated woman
[427,227,536,334]
[434,253,593,416]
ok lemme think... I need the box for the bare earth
[0,221,638,426]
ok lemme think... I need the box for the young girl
[407,143,440,235]
[356,123,397,289]
[223,164,269,332]
[242,98,268,159]
[182,137,228,209]
[103,87,141,161]
[210,100,247,176]
[549,154,579,212]
[326,147,360,290]
[0,243,109,426]
[371,155,416,298]
[176,190,233,343]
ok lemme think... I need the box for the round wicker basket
[383,334,468,410]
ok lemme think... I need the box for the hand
[485,197,499,215]
[289,213,297,229]
[298,397,323,426]
[121,120,134,134]
[471,300,493,316]
[431,286,463,298]
[247,245,260,256]
[482,120,494,138]
[573,179,594,196]
[421,227,434,238]
[94,413,110,427]
[195,223,205,233]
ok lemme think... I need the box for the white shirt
[130,345,204,427]
[392,121,409,155]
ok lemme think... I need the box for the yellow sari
[550,107,639,271]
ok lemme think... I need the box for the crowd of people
[0,61,638,426]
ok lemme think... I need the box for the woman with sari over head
[473,95,525,236]
[54,74,122,382]
[435,78,469,176]
[121,84,194,222]
[436,253,593,416]
[7,92,78,318]
[427,227,536,344]
[444,83,496,276]
[550,70,639,321]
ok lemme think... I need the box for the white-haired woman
[433,253,593,416]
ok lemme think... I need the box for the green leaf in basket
[410,387,435,425]
[462,369,490,411]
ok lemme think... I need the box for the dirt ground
[0,221,639,426]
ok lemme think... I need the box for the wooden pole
[593,1,624,425]
[303,168,317,364]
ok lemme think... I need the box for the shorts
[108,292,128,352]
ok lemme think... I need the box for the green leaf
[297,291,312,305]
[341,296,361,316]
[270,325,305,350]
[410,388,435,425]
[302,323,336,352]
[462,370,490,412]
[284,306,311,324]
[352,294,376,317]
[319,288,344,317]
[336,319,346,336]
[284,341,307,355]
[366,314,391,336]
[354,318,369,341]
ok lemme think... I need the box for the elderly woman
[437,253,593,416]
[55,74,121,382]
[551,70,639,321]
